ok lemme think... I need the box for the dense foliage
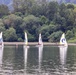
[0,0,76,42]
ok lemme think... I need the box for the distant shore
[3,42,76,46]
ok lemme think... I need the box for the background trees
[0,4,9,18]
[4,28,17,41]
[0,1,76,42]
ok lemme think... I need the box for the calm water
[0,45,76,75]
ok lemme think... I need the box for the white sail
[0,32,3,47]
[60,33,67,46]
[38,33,43,45]
[25,32,28,45]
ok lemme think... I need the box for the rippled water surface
[0,45,76,75]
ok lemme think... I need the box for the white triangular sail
[38,33,43,45]
[0,32,3,46]
[60,33,67,46]
[25,32,28,45]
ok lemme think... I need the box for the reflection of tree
[2,46,15,74]
[67,46,76,71]
[14,45,24,70]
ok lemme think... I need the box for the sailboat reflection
[38,45,43,73]
[0,46,4,70]
[59,46,68,65]
[59,46,68,74]
[23,46,29,74]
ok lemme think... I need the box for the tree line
[0,0,76,42]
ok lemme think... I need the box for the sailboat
[60,33,67,46]
[24,32,30,48]
[0,32,3,47]
[38,33,43,46]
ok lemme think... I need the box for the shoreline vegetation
[0,1,76,42]
[4,42,76,46]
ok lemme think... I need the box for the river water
[0,45,76,75]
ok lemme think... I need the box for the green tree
[46,1,59,20]
[22,15,41,40]
[66,30,74,40]
[59,3,67,17]
[27,32,35,42]
[40,25,50,41]
[67,4,74,9]
[3,14,24,39]
[48,31,63,42]
[0,4,9,18]
[22,15,39,33]
[3,14,23,28]
[66,9,75,30]
[4,28,17,42]
[0,19,6,32]
[30,3,48,16]
[13,0,35,15]
[39,16,49,25]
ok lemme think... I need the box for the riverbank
[3,42,76,46]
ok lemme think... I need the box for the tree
[39,16,49,25]
[48,31,63,42]
[22,15,40,30]
[0,19,6,32]
[66,9,75,30]
[40,23,59,41]
[13,0,35,15]
[67,4,74,9]
[59,3,67,17]
[59,3,75,31]
[40,25,50,41]
[46,1,59,20]
[3,14,24,39]
[30,3,48,16]
[22,15,41,41]
[0,4,9,18]
[4,28,17,41]
[3,14,23,28]
[66,30,74,40]
[27,32,35,42]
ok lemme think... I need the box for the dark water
[0,45,76,75]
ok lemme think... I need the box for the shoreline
[3,42,76,46]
